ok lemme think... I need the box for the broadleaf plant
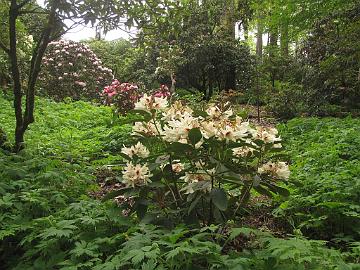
[116,95,290,225]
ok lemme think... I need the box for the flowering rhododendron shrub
[114,96,291,224]
[39,40,114,101]
[102,82,171,115]
[101,79,139,115]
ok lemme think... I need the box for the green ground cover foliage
[0,95,359,269]
[277,118,360,245]
[0,95,132,160]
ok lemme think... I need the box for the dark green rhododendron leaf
[210,188,228,211]
[167,142,193,153]
[262,183,290,197]
[188,128,202,145]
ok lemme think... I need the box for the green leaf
[130,109,152,122]
[192,109,208,118]
[102,188,129,202]
[188,194,202,214]
[135,200,148,219]
[262,183,290,197]
[167,142,193,154]
[210,188,228,211]
[253,185,274,198]
[188,128,202,145]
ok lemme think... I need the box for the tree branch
[19,10,48,15]
[23,1,58,129]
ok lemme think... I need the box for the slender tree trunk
[225,65,236,90]
[269,27,278,58]
[256,19,263,61]
[24,3,57,131]
[224,0,236,90]
[269,26,278,90]
[280,23,289,57]
[208,72,213,101]
[243,22,249,41]
[9,1,25,151]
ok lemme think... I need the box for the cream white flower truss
[121,142,150,158]
[122,162,153,187]
[258,161,290,180]
[172,161,184,173]
[180,170,214,194]
[252,126,282,144]
[135,93,168,112]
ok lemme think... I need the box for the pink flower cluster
[153,84,171,98]
[102,79,139,102]
[102,80,140,115]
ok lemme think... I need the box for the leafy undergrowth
[277,117,360,260]
[0,95,132,162]
[1,95,359,269]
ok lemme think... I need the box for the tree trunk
[225,65,236,90]
[9,1,25,152]
[280,23,289,57]
[256,19,263,61]
[24,3,57,131]
[269,27,278,90]
[269,27,278,58]
[224,0,236,90]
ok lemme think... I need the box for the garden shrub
[102,79,140,115]
[113,95,290,225]
[265,81,308,119]
[39,39,114,101]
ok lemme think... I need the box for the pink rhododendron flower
[153,84,171,98]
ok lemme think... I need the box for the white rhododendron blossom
[181,171,212,183]
[162,101,193,121]
[252,127,281,144]
[232,146,255,158]
[162,112,200,143]
[180,170,213,194]
[206,105,233,119]
[121,142,150,158]
[134,94,168,112]
[122,162,153,187]
[200,121,217,139]
[258,161,290,180]
[172,162,184,173]
[182,181,212,194]
[132,121,161,136]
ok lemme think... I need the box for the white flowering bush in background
[39,40,114,101]
[116,96,290,224]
